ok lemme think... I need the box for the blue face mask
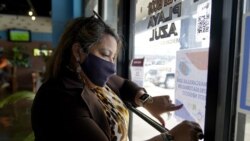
[81,53,116,87]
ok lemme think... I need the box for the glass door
[235,0,250,140]
[130,0,212,140]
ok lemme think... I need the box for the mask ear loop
[75,56,83,80]
[76,53,97,89]
[74,48,89,87]
[81,44,89,53]
[82,42,97,57]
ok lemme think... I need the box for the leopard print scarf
[90,85,129,141]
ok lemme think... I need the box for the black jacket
[31,69,143,141]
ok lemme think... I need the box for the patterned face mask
[81,53,116,87]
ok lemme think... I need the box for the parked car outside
[145,59,176,89]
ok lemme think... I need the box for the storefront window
[131,0,211,140]
[235,0,250,140]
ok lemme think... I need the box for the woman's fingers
[188,121,204,140]
[191,129,204,140]
[167,104,183,111]
[197,132,204,139]
[154,115,165,126]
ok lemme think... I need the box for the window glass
[132,0,211,140]
[235,0,250,140]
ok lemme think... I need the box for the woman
[31,13,203,141]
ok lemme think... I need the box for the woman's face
[88,34,117,64]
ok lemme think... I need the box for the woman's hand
[169,120,204,141]
[144,95,183,126]
[146,120,203,141]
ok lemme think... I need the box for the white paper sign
[196,1,211,42]
[175,48,208,130]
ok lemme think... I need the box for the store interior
[0,0,52,140]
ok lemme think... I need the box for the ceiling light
[28,10,33,16]
[31,16,36,21]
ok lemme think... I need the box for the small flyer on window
[196,1,211,42]
[130,58,145,87]
[238,14,250,115]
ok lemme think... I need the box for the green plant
[4,44,31,68]
[0,91,35,141]
[0,91,35,108]
[23,132,34,141]
[11,45,31,68]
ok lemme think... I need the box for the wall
[0,14,52,92]
[0,40,52,92]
